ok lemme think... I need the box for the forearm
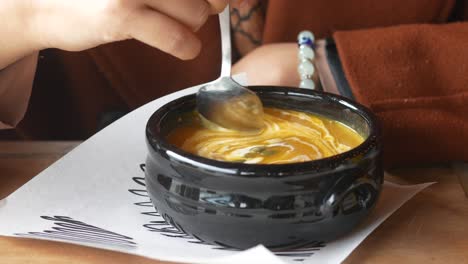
[0,0,41,70]
[0,51,38,128]
[0,1,40,128]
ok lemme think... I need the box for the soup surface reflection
[167,108,364,164]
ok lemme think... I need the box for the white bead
[298,45,315,60]
[297,31,315,45]
[298,60,315,77]
[300,79,315,90]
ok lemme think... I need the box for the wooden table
[1,141,467,263]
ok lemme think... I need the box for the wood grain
[345,166,468,263]
[1,141,467,263]
[0,141,80,200]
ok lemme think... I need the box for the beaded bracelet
[297,31,317,90]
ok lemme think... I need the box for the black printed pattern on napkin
[131,163,326,262]
[15,216,136,249]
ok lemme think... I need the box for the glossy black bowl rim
[146,86,381,177]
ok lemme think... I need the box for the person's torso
[12,0,465,140]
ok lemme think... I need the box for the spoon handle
[219,5,232,78]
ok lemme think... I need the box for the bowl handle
[320,177,379,217]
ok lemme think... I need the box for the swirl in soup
[167,108,364,164]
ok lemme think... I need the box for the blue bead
[297,31,315,47]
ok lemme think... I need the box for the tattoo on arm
[230,0,266,56]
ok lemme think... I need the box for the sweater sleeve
[0,52,38,129]
[332,22,468,167]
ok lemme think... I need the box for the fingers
[126,0,227,59]
[145,0,210,31]
[145,0,228,32]
[127,8,201,60]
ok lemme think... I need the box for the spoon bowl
[197,77,264,131]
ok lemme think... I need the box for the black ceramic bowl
[145,86,383,250]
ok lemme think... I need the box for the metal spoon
[196,6,264,131]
